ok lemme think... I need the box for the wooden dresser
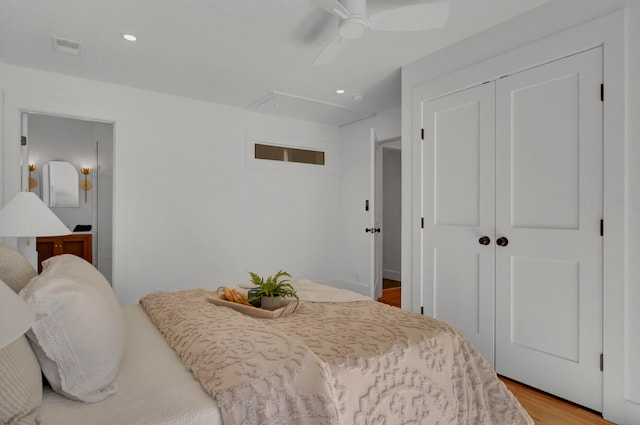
[36,233,92,273]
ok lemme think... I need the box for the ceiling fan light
[339,17,368,39]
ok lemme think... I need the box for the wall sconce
[80,167,92,203]
[28,164,38,190]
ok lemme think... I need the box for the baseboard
[383,269,401,281]
[319,279,370,297]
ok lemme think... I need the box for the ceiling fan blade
[293,9,337,44]
[313,34,346,66]
[369,2,449,31]
[311,0,350,19]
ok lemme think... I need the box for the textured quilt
[140,289,533,425]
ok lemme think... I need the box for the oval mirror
[41,160,80,207]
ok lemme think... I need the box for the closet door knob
[496,237,509,247]
[478,236,491,245]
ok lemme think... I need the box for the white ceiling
[0,0,624,126]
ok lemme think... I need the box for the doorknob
[496,237,509,247]
[365,228,381,233]
[478,236,491,245]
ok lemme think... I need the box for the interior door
[421,83,496,365]
[495,47,603,410]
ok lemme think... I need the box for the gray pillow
[0,244,37,293]
[0,246,42,425]
[0,335,42,425]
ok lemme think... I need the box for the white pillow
[19,254,125,402]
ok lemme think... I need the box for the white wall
[402,4,638,423]
[0,62,346,305]
[335,107,401,296]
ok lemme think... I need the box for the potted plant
[246,270,298,310]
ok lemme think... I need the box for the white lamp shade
[0,279,35,349]
[0,192,71,237]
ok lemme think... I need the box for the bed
[0,246,533,425]
[38,304,221,425]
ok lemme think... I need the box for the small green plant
[247,270,298,302]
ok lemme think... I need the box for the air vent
[52,36,82,55]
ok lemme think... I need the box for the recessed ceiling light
[353,93,364,102]
[122,34,137,42]
[336,89,345,94]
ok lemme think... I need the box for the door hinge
[421,128,424,140]
[600,219,604,237]
[20,136,27,146]
[421,217,424,229]
[601,84,604,102]
[421,306,424,315]
[600,353,604,371]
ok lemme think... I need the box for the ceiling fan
[311,0,450,66]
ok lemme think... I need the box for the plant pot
[260,296,287,311]
[247,288,261,307]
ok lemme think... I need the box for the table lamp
[0,191,71,268]
[0,279,35,349]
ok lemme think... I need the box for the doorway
[24,113,114,283]
[375,138,401,307]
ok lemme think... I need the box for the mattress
[39,304,221,425]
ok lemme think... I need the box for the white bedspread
[141,289,533,425]
[290,279,371,302]
[39,304,221,425]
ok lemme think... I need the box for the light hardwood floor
[500,377,614,425]
[378,279,402,307]
[377,286,401,308]
[376,284,613,424]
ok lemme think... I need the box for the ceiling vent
[52,36,82,55]
[248,91,374,127]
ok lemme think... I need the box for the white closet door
[495,47,603,410]
[421,83,496,365]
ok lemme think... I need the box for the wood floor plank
[378,287,401,307]
[500,376,614,425]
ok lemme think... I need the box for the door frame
[406,11,624,421]
[22,111,114,283]
[1,91,120,295]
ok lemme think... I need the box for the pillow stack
[20,254,125,402]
